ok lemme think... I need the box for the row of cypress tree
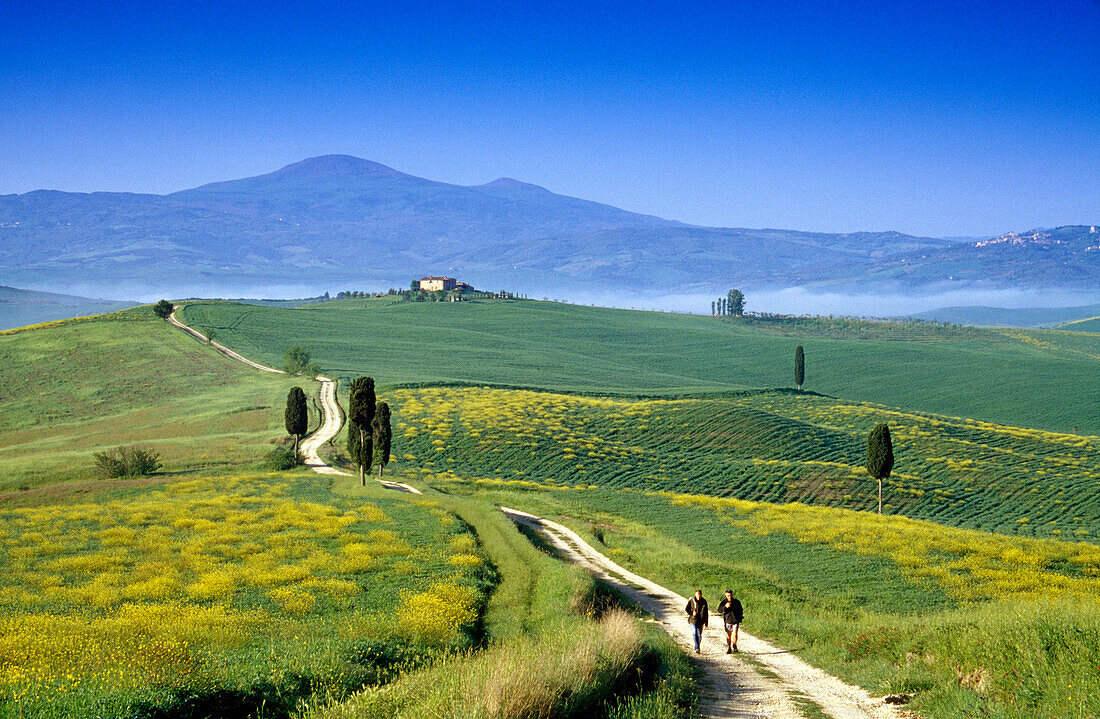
[347,376,392,485]
[284,378,392,483]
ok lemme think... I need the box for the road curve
[168,307,420,494]
[501,506,905,719]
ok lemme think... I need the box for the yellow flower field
[0,472,486,717]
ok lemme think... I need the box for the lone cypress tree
[152,299,173,319]
[711,300,716,316]
[372,402,392,476]
[866,423,894,514]
[347,376,376,485]
[794,345,805,391]
[284,387,308,457]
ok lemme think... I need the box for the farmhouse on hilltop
[419,276,473,292]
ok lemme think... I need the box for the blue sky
[2,0,1097,236]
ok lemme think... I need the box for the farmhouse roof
[420,275,454,281]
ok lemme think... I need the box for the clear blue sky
[2,0,1097,236]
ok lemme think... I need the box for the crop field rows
[390,387,1100,540]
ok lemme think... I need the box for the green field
[385,386,1100,541]
[5,299,1100,719]
[178,298,1100,435]
[1059,316,1100,332]
[427,477,1100,719]
[0,309,699,719]
[0,309,314,491]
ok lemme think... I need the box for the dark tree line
[345,376,393,482]
[710,289,745,316]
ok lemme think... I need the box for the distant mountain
[0,155,1092,297]
[0,286,137,330]
[855,226,1100,287]
[911,302,1100,328]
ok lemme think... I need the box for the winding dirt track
[168,308,420,494]
[502,506,909,719]
[170,306,910,717]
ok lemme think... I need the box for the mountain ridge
[0,155,1094,297]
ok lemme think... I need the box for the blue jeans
[692,624,704,651]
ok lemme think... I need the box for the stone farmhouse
[419,276,473,292]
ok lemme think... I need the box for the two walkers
[685,589,743,654]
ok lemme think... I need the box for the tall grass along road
[169,306,420,493]
[502,506,905,719]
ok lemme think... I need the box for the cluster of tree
[283,346,321,376]
[710,289,745,317]
[346,376,392,484]
[337,290,390,299]
[400,288,463,302]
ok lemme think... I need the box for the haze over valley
[3,155,1097,314]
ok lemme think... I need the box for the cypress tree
[866,423,894,514]
[372,402,392,476]
[348,376,376,485]
[728,289,745,316]
[284,387,308,457]
[711,300,716,316]
[794,345,805,391]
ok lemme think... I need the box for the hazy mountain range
[1,154,1097,298]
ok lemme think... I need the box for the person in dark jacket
[685,589,708,653]
[717,589,743,653]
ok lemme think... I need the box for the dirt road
[168,308,420,493]
[501,506,908,719]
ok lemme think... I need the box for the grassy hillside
[911,302,1100,328]
[0,285,137,331]
[0,309,310,490]
[431,477,1100,719]
[386,386,1100,542]
[1059,316,1100,332]
[179,298,1100,434]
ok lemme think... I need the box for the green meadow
[0,309,698,719]
[0,309,312,492]
[422,476,1100,719]
[2,297,1099,719]
[178,298,1100,435]
[1059,316,1100,332]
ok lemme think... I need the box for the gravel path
[168,307,420,493]
[501,506,909,719]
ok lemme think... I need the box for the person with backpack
[717,589,744,653]
[684,589,709,653]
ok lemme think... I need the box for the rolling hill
[177,297,1100,435]
[1059,316,1100,332]
[0,285,137,330]
[910,301,1100,328]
